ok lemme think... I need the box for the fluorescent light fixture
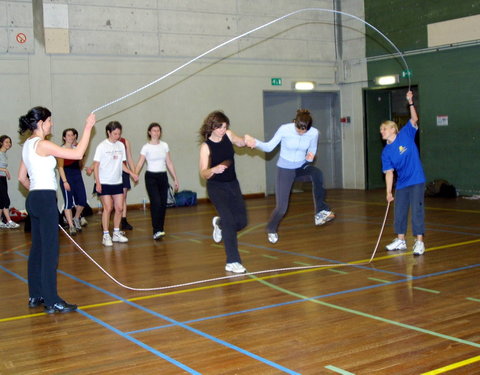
[375,75,399,86]
[293,81,315,90]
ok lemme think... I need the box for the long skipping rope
[91,7,410,113]
[62,8,402,291]
[59,201,391,292]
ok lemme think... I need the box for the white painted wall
[0,0,367,210]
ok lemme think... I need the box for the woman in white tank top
[18,106,95,314]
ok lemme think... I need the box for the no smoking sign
[16,33,27,44]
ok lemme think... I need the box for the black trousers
[26,190,61,306]
[145,171,169,234]
[207,179,247,264]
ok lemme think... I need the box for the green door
[365,90,391,190]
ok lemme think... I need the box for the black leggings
[26,190,61,305]
[207,179,247,264]
[145,171,169,234]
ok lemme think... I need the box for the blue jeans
[394,183,425,236]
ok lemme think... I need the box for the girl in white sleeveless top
[18,106,95,314]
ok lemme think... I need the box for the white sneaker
[386,238,407,251]
[73,218,82,231]
[80,217,88,226]
[5,221,20,229]
[102,233,113,246]
[268,233,278,244]
[314,210,335,226]
[112,231,128,243]
[0,222,6,229]
[153,231,165,240]
[212,216,222,243]
[413,240,425,255]
[225,262,246,273]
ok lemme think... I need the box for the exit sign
[271,78,282,86]
[401,70,412,78]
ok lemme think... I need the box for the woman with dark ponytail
[18,107,95,314]
[245,109,334,244]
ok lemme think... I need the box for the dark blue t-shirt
[381,120,425,190]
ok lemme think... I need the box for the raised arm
[406,91,418,125]
[37,113,96,159]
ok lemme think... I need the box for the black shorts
[97,183,123,196]
[122,171,131,190]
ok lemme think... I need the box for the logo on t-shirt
[399,145,407,155]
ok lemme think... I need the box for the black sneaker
[44,301,78,314]
[121,218,133,230]
[28,297,45,308]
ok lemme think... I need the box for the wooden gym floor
[1,189,479,374]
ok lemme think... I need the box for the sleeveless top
[206,134,236,182]
[22,137,57,190]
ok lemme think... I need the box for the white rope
[91,8,410,113]
[58,203,390,292]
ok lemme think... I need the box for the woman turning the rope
[199,111,248,274]
[380,90,426,255]
[18,107,96,313]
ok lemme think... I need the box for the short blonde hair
[380,120,398,134]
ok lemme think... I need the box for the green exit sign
[401,70,412,78]
[271,78,282,86]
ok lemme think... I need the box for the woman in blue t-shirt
[380,90,426,255]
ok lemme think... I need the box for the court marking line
[413,286,440,294]
[4,260,480,373]
[248,275,480,349]
[77,309,201,374]
[125,263,480,335]
[2,243,479,321]
[0,265,301,375]
[420,354,480,374]
[466,297,480,303]
[324,365,355,374]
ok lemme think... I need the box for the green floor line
[466,297,480,303]
[248,275,480,349]
[368,277,391,284]
[328,269,348,274]
[325,365,355,374]
[262,254,278,259]
[413,287,440,294]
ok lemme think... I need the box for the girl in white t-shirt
[135,122,179,240]
[93,121,138,246]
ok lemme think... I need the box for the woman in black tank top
[199,111,248,274]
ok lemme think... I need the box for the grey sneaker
[112,231,128,243]
[413,240,425,255]
[73,217,82,231]
[68,226,77,236]
[102,233,113,246]
[386,238,407,251]
[5,221,20,229]
[212,216,222,243]
[80,217,88,226]
[314,210,335,226]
